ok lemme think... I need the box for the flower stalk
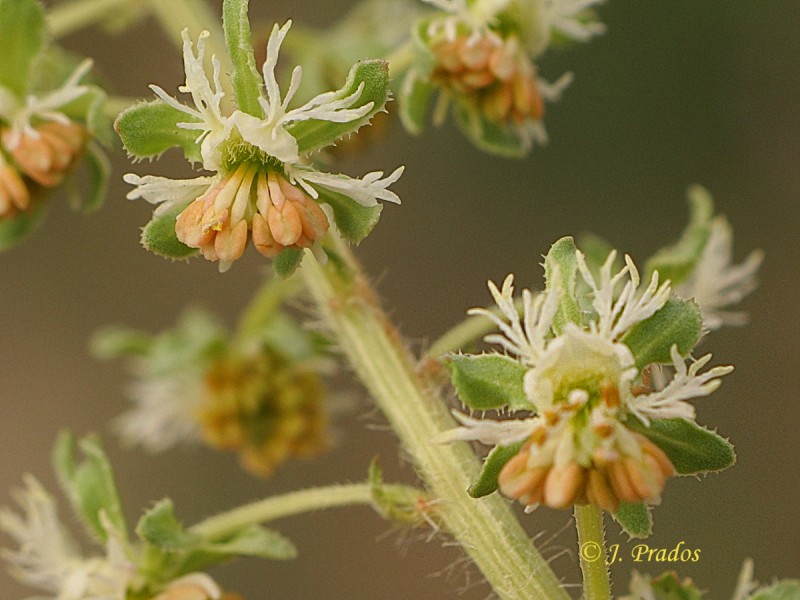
[301,235,569,600]
[575,504,612,600]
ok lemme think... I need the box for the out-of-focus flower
[399,0,604,156]
[441,237,736,534]
[118,17,401,273]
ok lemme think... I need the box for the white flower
[542,0,606,43]
[0,59,93,150]
[116,370,205,453]
[0,476,134,600]
[628,345,733,425]
[122,174,216,216]
[674,216,764,330]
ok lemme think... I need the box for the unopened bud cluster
[198,349,328,476]
[498,383,675,513]
[431,33,543,126]
[0,121,86,219]
[176,164,329,266]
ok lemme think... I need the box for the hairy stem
[47,0,130,38]
[575,505,612,600]
[190,483,373,540]
[301,238,569,600]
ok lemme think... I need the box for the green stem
[190,483,372,540]
[575,505,612,600]
[301,238,569,600]
[47,0,130,38]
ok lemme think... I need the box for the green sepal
[454,102,530,158]
[645,185,714,286]
[287,60,390,156]
[446,353,533,412]
[140,202,199,261]
[61,85,114,148]
[90,326,153,359]
[0,201,47,252]
[409,18,437,76]
[70,141,109,214]
[369,459,438,528]
[202,525,297,561]
[621,297,702,369]
[273,247,305,278]
[398,69,435,135]
[115,100,203,163]
[612,501,652,539]
[626,417,736,475]
[468,441,524,498]
[646,572,704,600]
[0,0,46,97]
[310,184,383,244]
[222,0,263,118]
[52,431,128,544]
[136,499,195,550]
[544,236,583,334]
[750,581,800,600]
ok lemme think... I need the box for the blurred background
[1,0,798,597]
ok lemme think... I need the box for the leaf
[544,236,583,333]
[0,201,47,252]
[626,417,735,475]
[52,431,127,544]
[77,142,110,214]
[288,60,391,156]
[115,100,203,163]
[202,525,297,561]
[645,185,714,285]
[62,85,114,148]
[648,572,704,600]
[398,69,434,135]
[453,103,531,158]
[90,326,153,359]
[612,501,652,539]
[0,0,45,97]
[140,203,199,260]
[446,353,533,411]
[621,297,702,369]
[273,247,305,278]
[136,499,196,550]
[750,581,800,600]
[468,441,524,498]
[311,184,383,244]
[222,0,263,117]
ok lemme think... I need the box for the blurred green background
[1,0,798,597]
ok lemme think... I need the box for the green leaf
[311,184,383,244]
[613,501,652,539]
[621,297,702,369]
[52,431,127,544]
[222,0,263,117]
[468,441,524,498]
[0,0,46,97]
[288,60,390,156]
[453,103,530,158]
[544,236,583,334]
[273,247,305,278]
[140,203,198,260]
[203,525,297,560]
[0,201,47,252]
[90,326,153,359]
[115,100,202,163]
[398,69,434,135]
[136,499,196,550]
[447,353,533,411]
[751,581,800,600]
[645,185,714,286]
[626,417,736,475]
[75,142,110,214]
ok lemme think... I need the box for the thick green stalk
[47,0,129,38]
[190,483,373,540]
[575,505,612,600]
[301,238,569,600]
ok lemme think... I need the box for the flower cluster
[120,20,402,272]
[400,0,604,155]
[443,238,735,526]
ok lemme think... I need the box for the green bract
[446,353,531,411]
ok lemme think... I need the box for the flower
[443,247,732,512]
[121,21,402,271]
[402,0,604,154]
[674,216,764,330]
[0,475,135,599]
